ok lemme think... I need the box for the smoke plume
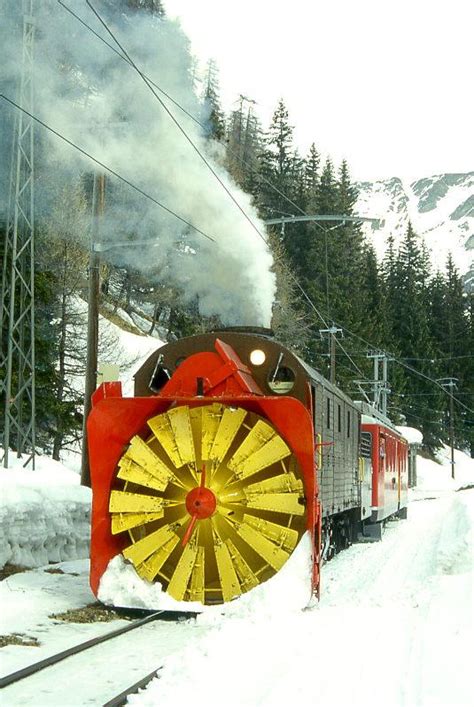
[1,1,276,325]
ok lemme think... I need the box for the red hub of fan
[185,486,217,520]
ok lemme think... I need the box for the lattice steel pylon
[0,1,36,468]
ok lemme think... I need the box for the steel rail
[102,668,162,707]
[0,610,195,689]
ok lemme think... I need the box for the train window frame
[347,410,351,438]
[337,404,341,433]
[326,398,331,429]
[267,364,296,395]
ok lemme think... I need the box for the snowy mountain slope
[355,172,474,288]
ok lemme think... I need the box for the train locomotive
[87,328,408,606]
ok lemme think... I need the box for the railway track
[0,609,201,706]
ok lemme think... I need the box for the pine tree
[465,292,474,457]
[387,223,443,450]
[202,59,225,141]
[257,99,298,219]
[303,143,320,207]
[226,100,262,195]
[430,255,471,450]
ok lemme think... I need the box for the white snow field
[128,448,474,707]
[0,443,473,706]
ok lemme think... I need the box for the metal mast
[0,0,36,468]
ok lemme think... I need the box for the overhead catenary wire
[56,0,311,222]
[37,4,474,415]
[83,0,368,381]
[0,95,216,244]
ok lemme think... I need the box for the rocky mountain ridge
[355,172,473,290]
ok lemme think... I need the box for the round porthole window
[268,365,296,394]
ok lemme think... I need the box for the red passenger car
[360,405,408,523]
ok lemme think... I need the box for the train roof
[354,400,408,441]
[134,329,357,408]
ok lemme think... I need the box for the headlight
[250,349,266,366]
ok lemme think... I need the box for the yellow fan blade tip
[167,542,199,601]
[235,521,290,570]
[213,528,241,602]
[123,524,178,567]
[111,511,164,534]
[244,492,305,516]
[136,534,180,582]
[109,490,166,514]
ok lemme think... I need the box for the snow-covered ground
[127,448,474,707]
[1,441,473,706]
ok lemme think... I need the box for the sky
[165,0,474,182]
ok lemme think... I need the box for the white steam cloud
[2,1,275,325]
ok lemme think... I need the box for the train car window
[347,410,351,438]
[149,357,171,393]
[337,404,341,433]
[326,398,331,429]
[267,365,295,394]
[360,431,372,458]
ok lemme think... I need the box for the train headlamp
[250,349,266,366]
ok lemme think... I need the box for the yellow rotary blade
[245,492,305,515]
[111,512,164,535]
[136,535,180,582]
[217,488,245,505]
[123,524,179,567]
[117,458,168,493]
[234,520,290,570]
[167,541,199,601]
[187,546,205,602]
[242,514,299,552]
[228,421,290,479]
[168,407,196,465]
[124,436,174,487]
[147,412,181,467]
[219,471,303,505]
[245,471,303,495]
[225,539,259,592]
[212,525,241,602]
[148,407,195,468]
[201,404,224,460]
[209,407,247,464]
[109,490,166,514]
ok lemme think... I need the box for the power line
[84,0,270,252]
[0,94,216,244]
[78,2,356,359]
[33,6,474,413]
[57,0,315,225]
[59,0,381,387]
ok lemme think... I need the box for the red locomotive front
[87,333,320,606]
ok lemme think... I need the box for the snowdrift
[0,455,91,569]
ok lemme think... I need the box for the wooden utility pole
[438,377,458,480]
[81,173,105,487]
[319,326,343,384]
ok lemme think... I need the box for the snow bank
[397,424,423,445]
[0,452,91,569]
[410,445,474,501]
[99,532,313,617]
